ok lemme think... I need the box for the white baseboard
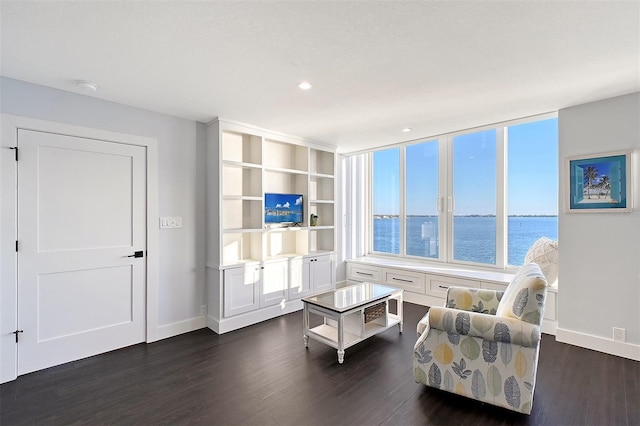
[556,327,640,361]
[155,316,206,341]
[207,299,304,334]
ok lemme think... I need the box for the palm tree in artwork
[599,175,611,199]
[583,166,599,199]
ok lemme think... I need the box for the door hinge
[15,241,18,252]
[13,329,24,343]
[9,147,18,161]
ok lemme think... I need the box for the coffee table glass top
[302,283,400,313]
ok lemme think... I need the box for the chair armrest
[446,286,504,314]
[427,306,541,348]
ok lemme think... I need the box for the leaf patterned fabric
[495,263,548,323]
[414,263,548,415]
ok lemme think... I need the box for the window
[507,118,558,265]
[453,130,497,264]
[368,115,558,269]
[406,141,439,259]
[372,148,400,254]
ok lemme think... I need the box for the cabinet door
[311,255,335,293]
[260,261,288,308]
[289,257,312,300]
[224,266,260,317]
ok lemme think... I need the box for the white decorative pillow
[496,263,548,324]
[524,237,559,286]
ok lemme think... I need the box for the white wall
[0,77,207,336]
[558,92,640,360]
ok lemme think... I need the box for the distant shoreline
[373,214,558,219]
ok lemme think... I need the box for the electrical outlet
[200,304,207,316]
[613,327,626,343]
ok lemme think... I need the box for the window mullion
[444,136,454,263]
[496,127,507,268]
[400,147,406,257]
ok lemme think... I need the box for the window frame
[367,113,557,271]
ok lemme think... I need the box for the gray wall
[0,77,207,330]
[558,92,640,352]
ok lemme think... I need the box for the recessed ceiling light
[75,80,98,93]
[401,127,412,133]
[298,81,312,90]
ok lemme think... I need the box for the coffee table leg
[337,350,345,364]
[303,334,309,348]
[338,315,345,364]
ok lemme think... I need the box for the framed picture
[567,150,632,213]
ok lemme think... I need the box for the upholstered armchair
[414,263,549,414]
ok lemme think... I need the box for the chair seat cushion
[496,263,548,324]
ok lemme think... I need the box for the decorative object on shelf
[310,213,318,226]
[567,150,632,213]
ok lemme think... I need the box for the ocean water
[373,216,558,266]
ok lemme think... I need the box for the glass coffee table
[302,283,403,364]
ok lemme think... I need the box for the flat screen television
[264,193,303,224]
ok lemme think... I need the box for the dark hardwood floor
[2,302,638,425]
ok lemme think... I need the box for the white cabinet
[223,265,260,317]
[289,256,313,300]
[260,260,289,308]
[207,118,337,333]
[310,254,335,293]
[383,268,426,293]
[347,263,382,284]
[427,275,479,299]
[289,254,335,299]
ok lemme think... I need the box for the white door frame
[0,114,159,383]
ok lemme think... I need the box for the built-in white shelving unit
[206,118,337,334]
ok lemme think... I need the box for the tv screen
[265,193,303,224]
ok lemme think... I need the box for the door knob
[126,251,144,258]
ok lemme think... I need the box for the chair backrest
[496,263,548,326]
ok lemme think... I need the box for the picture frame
[567,150,632,213]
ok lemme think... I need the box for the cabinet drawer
[427,275,479,299]
[347,263,381,283]
[383,268,426,293]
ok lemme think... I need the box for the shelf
[223,199,262,230]
[310,199,334,204]
[310,175,334,201]
[223,165,261,198]
[223,195,262,201]
[309,226,334,230]
[265,226,306,232]
[308,324,360,347]
[264,166,309,175]
[264,170,307,195]
[309,172,334,179]
[222,232,263,264]
[222,131,262,165]
[222,228,263,233]
[264,139,308,172]
[222,160,262,169]
[310,149,334,176]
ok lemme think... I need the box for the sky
[373,117,558,216]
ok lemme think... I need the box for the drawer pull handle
[438,285,449,289]
[392,277,413,283]
[356,272,373,277]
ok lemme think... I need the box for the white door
[17,129,147,375]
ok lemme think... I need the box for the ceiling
[1,1,639,154]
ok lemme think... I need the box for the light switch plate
[160,216,183,229]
